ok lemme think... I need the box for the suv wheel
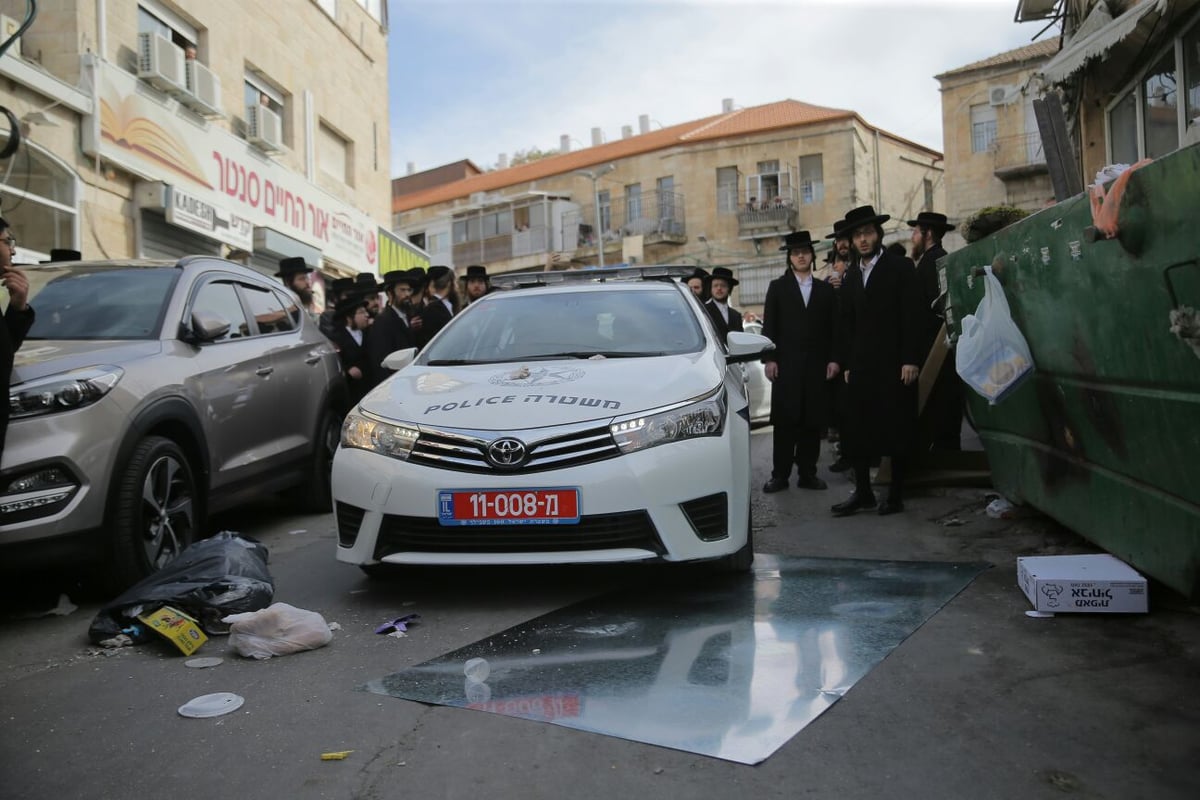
[110,436,199,587]
[288,407,340,513]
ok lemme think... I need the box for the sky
[385,0,1055,177]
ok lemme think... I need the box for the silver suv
[1,257,345,588]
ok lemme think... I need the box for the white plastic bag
[955,266,1034,404]
[222,602,333,659]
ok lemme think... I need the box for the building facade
[0,0,395,285]
[392,99,944,312]
[937,39,1060,233]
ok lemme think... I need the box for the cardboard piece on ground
[1017,554,1148,614]
[138,606,209,654]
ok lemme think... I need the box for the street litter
[954,264,1034,404]
[185,656,224,669]
[178,692,244,718]
[223,602,333,659]
[1018,554,1148,614]
[941,517,967,527]
[375,614,420,636]
[288,529,306,535]
[463,657,489,683]
[328,622,342,631]
[320,751,354,760]
[88,531,273,646]
[986,497,1016,519]
[137,606,208,655]
[98,634,133,649]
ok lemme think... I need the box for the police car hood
[360,352,723,428]
[10,340,163,384]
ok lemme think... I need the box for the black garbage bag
[88,531,274,644]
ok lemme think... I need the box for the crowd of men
[685,205,962,518]
[275,258,493,405]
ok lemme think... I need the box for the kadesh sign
[86,60,377,269]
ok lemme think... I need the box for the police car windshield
[422,287,705,364]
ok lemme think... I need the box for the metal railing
[562,190,686,250]
[992,132,1046,174]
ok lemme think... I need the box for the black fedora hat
[841,205,891,231]
[330,277,355,295]
[779,230,816,252]
[406,267,428,286]
[335,295,369,317]
[464,264,489,280]
[427,265,453,282]
[274,256,309,277]
[709,266,739,288]
[382,269,417,288]
[824,217,850,240]
[683,267,710,283]
[351,272,383,294]
[906,211,955,232]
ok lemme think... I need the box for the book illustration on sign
[99,95,212,189]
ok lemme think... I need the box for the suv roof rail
[492,264,695,290]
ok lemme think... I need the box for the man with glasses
[1,218,34,462]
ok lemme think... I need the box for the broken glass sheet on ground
[363,555,988,764]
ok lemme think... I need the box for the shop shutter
[248,252,281,280]
[139,211,221,260]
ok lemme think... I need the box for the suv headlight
[610,390,726,454]
[341,411,420,460]
[9,365,124,420]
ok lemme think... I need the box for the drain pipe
[873,128,882,207]
[96,0,105,60]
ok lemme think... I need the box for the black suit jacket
[761,271,837,428]
[1,303,35,461]
[365,305,413,389]
[836,250,924,456]
[416,297,453,350]
[914,243,947,355]
[331,326,370,405]
[704,300,744,339]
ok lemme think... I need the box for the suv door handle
[304,351,323,365]
[255,366,274,377]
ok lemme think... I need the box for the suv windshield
[423,287,705,364]
[24,266,179,340]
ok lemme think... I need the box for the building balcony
[564,190,687,257]
[737,203,798,239]
[993,132,1048,180]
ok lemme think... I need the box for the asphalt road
[2,429,1197,799]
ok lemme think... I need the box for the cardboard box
[138,606,209,654]
[1018,554,1148,614]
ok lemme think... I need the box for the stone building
[936,38,1061,237]
[392,99,944,312]
[0,0,396,282]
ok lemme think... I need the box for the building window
[970,104,998,153]
[716,166,738,214]
[1108,90,1139,164]
[1142,49,1179,158]
[318,121,353,186]
[138,2,197,51]
[356,0,383,21]
[0,141,78,262]
[625,184,642,224]
[427,231,448,254]
[314,0,336,18]
[1186,23,1200,141]
[799,154,824,205]
[923,179,935,212]
[244,70,287,147]
[656,176,675,220]
[746,160,789,209]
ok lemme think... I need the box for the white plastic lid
[178,692,245,718]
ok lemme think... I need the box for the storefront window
[1109,90,1139,165]
[1142,50,1179,159]
[0,138,78,261]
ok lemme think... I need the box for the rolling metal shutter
[139,211,221,260]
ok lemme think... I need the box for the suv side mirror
[725,331,774,364]
[190,310,231,342]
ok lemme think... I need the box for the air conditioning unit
[989,85,1018,106]
[1,14,22,58]
[182,60,223,118]
[137,31,186,94]
[246,104,283,151]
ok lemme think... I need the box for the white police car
[331,266,773,575]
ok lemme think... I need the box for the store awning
[1039,0,1168,85]
[377,227,430,273]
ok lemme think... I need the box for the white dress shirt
[794,272,813,306]
[713,301,730,323]
[859,250,882,287]
[347,327,363,346]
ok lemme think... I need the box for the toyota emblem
[487,438,527,468]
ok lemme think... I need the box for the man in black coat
[831,205,925,517]
[415,265,457,349]
[319,277,355,341]
[704,267,744,338]
[761,231,840,493]
[908,211,963,451]
[1,219,34,463]
[331,296,372,406]
[365,268,419,389]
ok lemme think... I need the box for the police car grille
[336,501,366,547]
[408,425,620,473]
[680,493,728,541]
[373,511,664,556]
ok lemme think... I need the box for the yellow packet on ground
[137,606,208,655]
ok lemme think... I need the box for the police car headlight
[610,391,726,454]
[340,412,419,460]
[9,365,124,420]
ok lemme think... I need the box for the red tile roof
[936,38,1061,79]
[394,99,938,213]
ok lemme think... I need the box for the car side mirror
[725,331,774,364]
[190,310,231,342]
[382,347,417,371]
